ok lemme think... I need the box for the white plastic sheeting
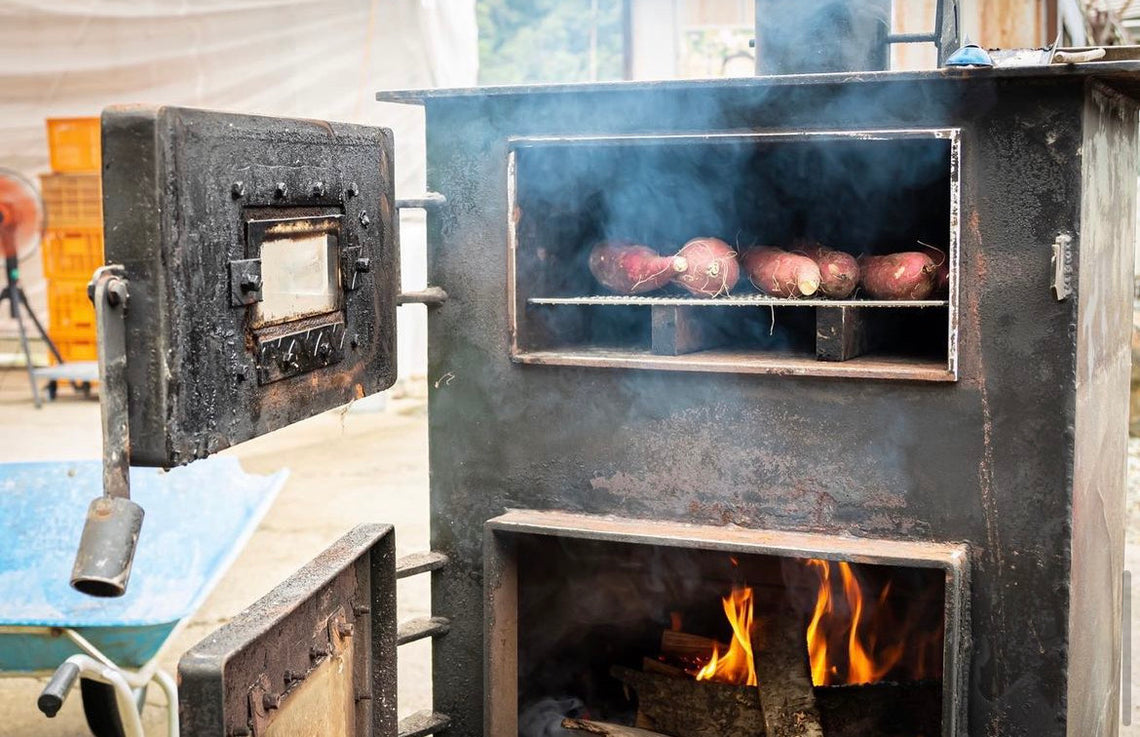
[0,0,478,377]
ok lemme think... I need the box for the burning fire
[805,559,925,686]
[694,585,757,687]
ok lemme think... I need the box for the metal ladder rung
[399,710,451,737]
[396,551,449,579]
[397,616,451,646]
[396,192,446,210]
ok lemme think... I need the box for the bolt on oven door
[101,105,399,468]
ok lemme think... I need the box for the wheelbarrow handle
[37,660,81,718]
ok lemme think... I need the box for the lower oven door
[178,525,448,737]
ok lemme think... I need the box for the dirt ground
[2,366,1140,735]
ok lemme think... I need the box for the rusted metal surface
[409,70,1137,737]
[100,106,398,467]
[178,525,396,737]
[1065,83,1138,736]
[513,348,955,382]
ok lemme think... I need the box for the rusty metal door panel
[178,525,397,737]
[100,106,399,467]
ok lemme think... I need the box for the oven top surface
[376,58,1140,103]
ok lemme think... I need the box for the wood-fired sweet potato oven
[82,4,1139,737]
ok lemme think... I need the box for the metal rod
[94,268,131,500]
[886,32,939,43]
[396,616,451,646]
[70,266,145,598]
[396,192,446,210]
[528,295,948,309]
[397,287,449,307]
[396,551,450,578]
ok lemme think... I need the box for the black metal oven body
[372,67,1140,737]
[84,64,1140,737]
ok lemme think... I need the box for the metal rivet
[346,182,359,198]
[311,182,326,198]
[350,334,360,349]
[240,274,262,292]
[352,603,370,616]
[337,622,354,638]
[262,692,280,711]
[354,257,371,273]
[274,182,288,198]
[359,211,370,228]
[231,181,245,198]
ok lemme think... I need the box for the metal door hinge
[1051,233,1074,301]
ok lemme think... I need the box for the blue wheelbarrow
[0,457,287,737]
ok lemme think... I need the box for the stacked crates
[41,118,102,362]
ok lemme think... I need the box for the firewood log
[611,666,765,737]
[659,630,721,661]
[752,613,824,737]
[561,718,673,737]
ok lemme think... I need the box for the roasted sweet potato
[917,243,950,297]
[796,242,860,299]
[588,241,679,295]
[858,251,938,300]
[742,246,821,299]
[671,238,740,298]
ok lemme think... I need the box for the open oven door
[65,106,447,600]
[180,525,395,737]
[178,525,449,737]
[46,107,450,737]
[100,105,401,467]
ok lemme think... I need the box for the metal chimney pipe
[755,0,892,75]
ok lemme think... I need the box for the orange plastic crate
[51,337,98,364]
[46,118,101,173]
[48,278,96,338]
[40,173,101,228]
[41,227,103,280]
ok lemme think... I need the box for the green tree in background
[477,0,626,84]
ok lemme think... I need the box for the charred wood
[752,614,823,737]
[562,718,674,737]
[814,680,942,737]
[611,665,765,737]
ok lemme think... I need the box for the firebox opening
[509,130,959,381]
[487,512,967,737]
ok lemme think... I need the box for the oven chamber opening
[486,512,968,737]
[508,130,960,382]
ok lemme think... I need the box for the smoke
[518,697,583,737]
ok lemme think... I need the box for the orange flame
[805,560,912,686]
[694,585,757,687]
[805,559,833,685]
